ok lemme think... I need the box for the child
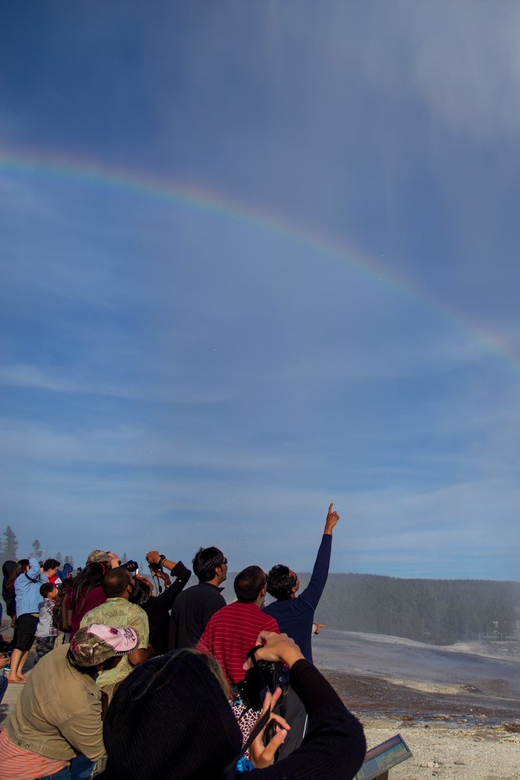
[34,582,58,664]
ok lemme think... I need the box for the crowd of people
[0,504,367,779]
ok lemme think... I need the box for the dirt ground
[322,668,520,780]
[360,717,520,780]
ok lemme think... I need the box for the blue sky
[0,1,519,580]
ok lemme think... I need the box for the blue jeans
[0,673,7,705]
[40,755,96,780]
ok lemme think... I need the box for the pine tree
[2,525,18,561]
[32,539,43,560]
[121,552,128,564]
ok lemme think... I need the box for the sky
[0,1,519,581]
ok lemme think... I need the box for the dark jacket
[143,561,191,655]
[169,581,225,649]
[242,660,366,779]
[263,534,332,662]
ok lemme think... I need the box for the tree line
[300,572,520,645]
[0,525,74,569]
[3,523,518,645]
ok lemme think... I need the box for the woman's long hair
[5,559,30,593]
[68,562,105,614]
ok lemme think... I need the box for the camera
[122,560,139,574]
[237,646,288,711]
[148,560,163,574]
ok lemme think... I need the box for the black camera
[122,560,139,574]
[237,646,288,711]
[148,560,163,574]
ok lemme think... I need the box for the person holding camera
[98,631,366,779]
[128,551,191,655]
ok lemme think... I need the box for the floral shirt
[80,598,149,688]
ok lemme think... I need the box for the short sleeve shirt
[80,598,149,688]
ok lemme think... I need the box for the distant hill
[276,573,520,646]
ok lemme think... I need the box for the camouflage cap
[86,549,110,565]
[70,624,139,667]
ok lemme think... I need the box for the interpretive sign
[354,733,412,780]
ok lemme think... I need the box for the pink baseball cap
[70,624,139,667]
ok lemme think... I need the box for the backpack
[52,583,72,633]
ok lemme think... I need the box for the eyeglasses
[220,557,228,566]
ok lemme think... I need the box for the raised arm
[299,503,340,610]
[324,502,340,535]
[27,557,41,579]
[146,552,192,609]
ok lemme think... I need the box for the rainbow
[0,144,517,373]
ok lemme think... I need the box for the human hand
[243,632,304,671]
[324,502,340,534]
[313,623,325,635]
[145,551,160,565]
[156,570,171,586]
[249,688,290,768]
[106,552,120,569]
[135,573,153,595]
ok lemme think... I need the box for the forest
[305,572,520,645]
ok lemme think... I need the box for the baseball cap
[86,549,111,565]
[70,624,139,667]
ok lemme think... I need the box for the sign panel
[355,733,412,780]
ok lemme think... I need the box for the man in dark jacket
[169,546,228,649]
[262,503,340,757]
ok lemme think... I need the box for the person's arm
[58,699,106,762]
[146,550,178,572]
[106,552,120,570]
[145,553,191,610]
[128,607,153,663]
[128,645,153,666]
[299,503,339,610]
[243,632,366,780]
[27,557,41,579]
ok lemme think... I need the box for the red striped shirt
[197,601,279,684]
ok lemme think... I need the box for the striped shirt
[197,601,279,684]
[0,728,68,780]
